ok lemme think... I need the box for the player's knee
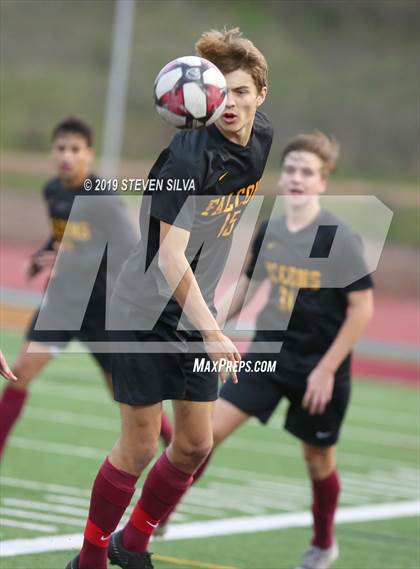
[173,436,213,467]
[120,438,158,474]
[303,445,334,479]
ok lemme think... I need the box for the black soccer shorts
[220,356,351,448]
[109,296,218,407]
[111,330,218,405]
[26,307,112,373]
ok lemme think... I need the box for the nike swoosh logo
[100,535,110,541]
[218,171,229,182]
[146,520,159,528]
[316,431,332,439]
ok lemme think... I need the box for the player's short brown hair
[195,27,268,92]
[52,116,93,147]
[281,131,340,177]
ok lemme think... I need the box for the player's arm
[26,236,57,279]
[217,274,262,326]
[27,184,59,279]
[158,221,241,383]
[217,221,268,326]
[303,288,374,415]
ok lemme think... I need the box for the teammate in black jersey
[67,28,272,569]
[0,117,172,458]
[162,132,374,569]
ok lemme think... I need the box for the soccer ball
[154,56,227,129]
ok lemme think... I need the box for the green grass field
[0,329,419,569]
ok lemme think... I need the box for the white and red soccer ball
[154,56,227,129]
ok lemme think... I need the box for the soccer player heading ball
[161,131,374,569]
[67,28,272,569]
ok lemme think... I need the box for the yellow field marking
[154,553,238,569]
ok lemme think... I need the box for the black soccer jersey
[245,210,373,377]
[40,176,135,312]
[114,110,273,329]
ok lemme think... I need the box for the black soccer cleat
[65,555,79,569]
[108,530,154,569]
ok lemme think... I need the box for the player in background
[0,116,173,459]
[159,132,374,569]
[66,28,272,569]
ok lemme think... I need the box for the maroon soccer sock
[122,451,193,553]
[0,385,27,457]
[311,470,340,549]
[159,412,173,446]
[158,450,213,526]
[79,457,138,569]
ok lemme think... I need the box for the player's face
[279,151,327,209]
[216,69,267,145]
[51,133,93,185]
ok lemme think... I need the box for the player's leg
[193,397,250,481]
[117,399,213,557]
[157,365,282,533]
[96,359,173,446]
[0,342,52,457]
[302,443,339,547]
[76,401,162,569]
[295,443,340,569]
[159,410,173,446]
[88,335,174,445]
[155,396,249,535]
[285,378,350,569]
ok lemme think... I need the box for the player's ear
[256,86,268,107]
[319,176,328,194]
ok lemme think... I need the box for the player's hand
[0,351,17,382]
[26,250,57,279]
[202,331,241,384]
[302,365,334,415]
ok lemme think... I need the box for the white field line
[41,495,186,522]
[0,476,91,497]
[2,470,416,524]
[0,519,56,533]
[9,437,105,460]
[208,464,419,494]
[205,482,306,510]
[0,507,85,527]
[1,500,419,557]
[23,408,119,432]
[3,498,88,518]
[32,382,109,404]
[341,475,420,499]
[223,437,415,469]
[342,425,420,448]
[44,495,90,507]
[9,432,413,472]
[3,465,417,509]
[24,406,418,449]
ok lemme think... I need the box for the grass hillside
[1,1,419,181]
